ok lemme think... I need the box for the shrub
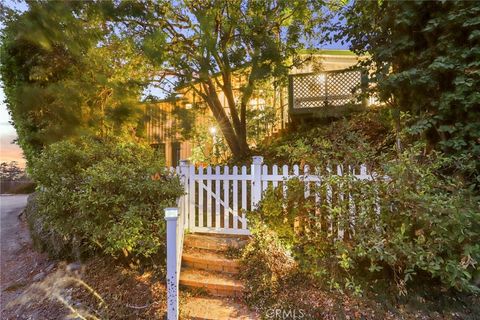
[253,145,480,294]
[255,107,393,166]
[30,135,183,260]
[240,221,297,310]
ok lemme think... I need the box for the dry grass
[4,258,169,319]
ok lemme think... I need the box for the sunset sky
[1,0,27,168]
[0,89,26,168]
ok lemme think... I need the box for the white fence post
[179,160,190,229]
[251,156,264,209]
[165,207,179,320]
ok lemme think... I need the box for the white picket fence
[166,156,378,236]
[164,156,381,320]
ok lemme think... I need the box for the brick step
[184,233,249,252]
[180,268,244,297]
[183,248,240,274]
[182,297,259,320]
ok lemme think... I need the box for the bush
[253,145,480,294]
[30,135,183,260]
[25,193,74,258]
[255,107,393,166]
[240,222,297,310]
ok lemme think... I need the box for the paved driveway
[1,195,30,261]
[0,194,56,317]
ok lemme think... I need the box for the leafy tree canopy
[0,1,152,165]
[337,0,480,185]
[2,0,329,161]
[109,0,326,159]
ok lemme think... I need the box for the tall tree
[337,1,480,182]
[0,1,151,164]
[113,0,325,159]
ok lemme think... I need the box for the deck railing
[289,69,367,115]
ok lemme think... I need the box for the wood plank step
[180,268,244,297]
[184,233,249,252]
[182,296,259,320]
[183,248,240,274]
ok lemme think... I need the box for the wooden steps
[183,233,249,252]
[180,268,244,297]
[180,233,247,297]
[180,233,258,319]
[182,248,240,274]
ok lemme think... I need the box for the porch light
[185,103,192,109]
[209,126,217,135]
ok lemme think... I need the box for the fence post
[179,160,190,229]
[252,156,264,209]
[165,207,179,320]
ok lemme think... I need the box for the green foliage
[246,103,277,147]
[338,1,480,186]
[254,145,480,294]
[181,102,278,165]
[187,110,232,165]
[114,0,326,158]
[240,221,301,314]
[256,108,393,166]
[0,2,150,165]
[30,135,183,260]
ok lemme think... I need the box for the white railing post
[252,156,264,209]
[179,160,190,229]
[165,207,179,320]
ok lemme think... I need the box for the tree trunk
[201,82,249,160]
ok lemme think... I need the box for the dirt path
[0,195,60,319]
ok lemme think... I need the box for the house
[144,50,367,166]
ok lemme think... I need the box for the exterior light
[185,103,192,109]
[164,207,178,219]
[209,126,217,135]
[316,74,326,85]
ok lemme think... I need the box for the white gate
[180,156,265,235]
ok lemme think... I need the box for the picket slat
[232,166,239,230]
[262,165,269,193]
[198,166,204,228]
[223,166,230,229]
[282,165,289,206]
[304,165,310,198]
[215,166,221,229]
[337,165,344,239]
[189,165,195,230]
[272,165,278,188]
[241,166,247,229]
[206,166,212,228]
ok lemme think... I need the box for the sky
[0,90,25,167]
[0,0,28,167]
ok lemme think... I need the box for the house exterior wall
[145,51,363,166]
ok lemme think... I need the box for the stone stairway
[180,233,258,319]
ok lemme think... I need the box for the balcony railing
[288,69,367,116]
